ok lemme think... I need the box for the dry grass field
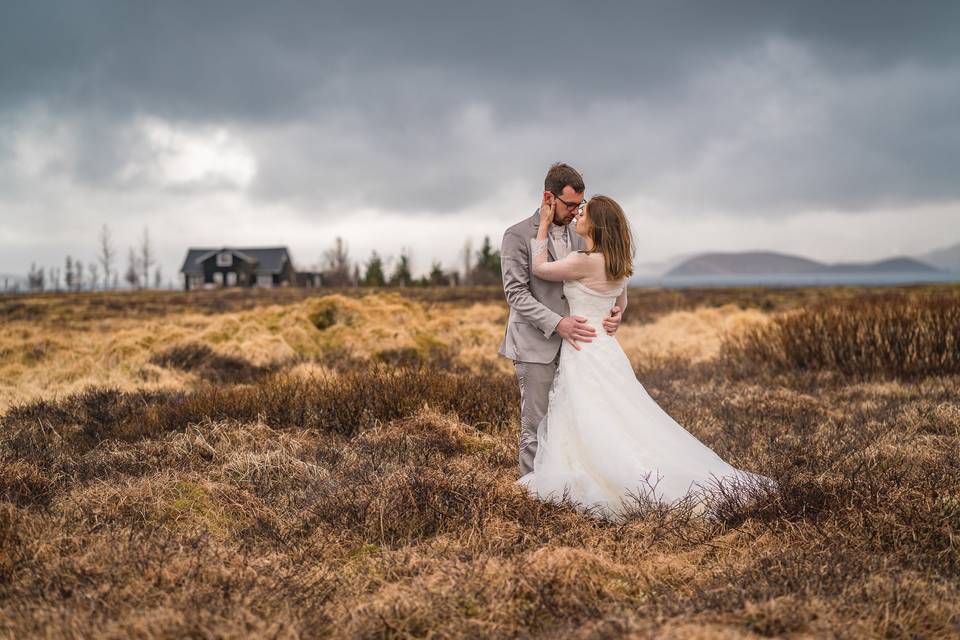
[1,284,958,638]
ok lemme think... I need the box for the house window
[213,272,223,285]
[226,272,237,286]
[189,275,203,289]
[217,252,233,267]
[257,274,273,287]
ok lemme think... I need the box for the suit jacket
[498,210,587,363]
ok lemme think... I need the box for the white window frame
[216,252,233,267]
[226,271,238,286]
[256,274,273,287]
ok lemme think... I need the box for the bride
[516,194,777,521]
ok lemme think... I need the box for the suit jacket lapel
[546,233,558,261]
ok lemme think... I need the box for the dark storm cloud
[1,1,959,215]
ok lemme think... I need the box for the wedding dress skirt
[517,280,777,521]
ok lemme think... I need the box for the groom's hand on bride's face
[557,316,596,350]
[602,306,622,336]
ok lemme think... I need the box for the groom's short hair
[544,163,585,196]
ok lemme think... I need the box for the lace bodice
[564,280,624,329]
[529,238,628,318]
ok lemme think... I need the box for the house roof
[179,247,292,275]
[192,248,258,265]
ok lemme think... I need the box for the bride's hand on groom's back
[557,315,596,350]
[602,306,622,336]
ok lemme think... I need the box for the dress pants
[513,351,560,476]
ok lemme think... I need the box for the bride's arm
[531,241,589,281]
[531,195,588,281]
[615,285,628,312]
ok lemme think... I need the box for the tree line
[317,236,501,288]
[24,225,165,293]
[12,230,503,293]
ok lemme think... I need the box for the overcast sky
[1,1,958,280]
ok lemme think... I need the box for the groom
[499,162,623,475]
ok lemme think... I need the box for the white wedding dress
[517,239,776,521]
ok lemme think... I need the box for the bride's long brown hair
[581,195,635,280]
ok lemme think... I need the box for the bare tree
[321,236,352,287]
[153,266,162,289]
[64,256,74,291]
[125,247,140,289]
[98,224,116,290]
[139,227,155,288]
[50,266,61,292]
[461,238,473,285]
[75,260,85,291]
[88,263,99,290]
[28,263,45,292]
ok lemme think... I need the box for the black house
[179,246,312,290]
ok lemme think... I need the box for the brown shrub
[150,342,269,383]
[9,283,955,326]
[3,286,960,637]
[1,368,518,462]
[336,547,648,638]
[372,344,456,369]
[304,461,506,546]
[2,366,959,637]
[0,512,335,637]
[721,290,960,379]
[0,460,52,508]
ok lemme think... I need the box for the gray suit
[499,211,586,475]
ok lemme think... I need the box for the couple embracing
[499,163,775,521]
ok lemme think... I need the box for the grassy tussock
[0,286,510,323]
[2,361,960,636]
[2,369,517,464]
[2,285,959,637]
[149,342,273,383]
[0,292,513,411]
[5,283,945,324]
[5,285,952,407]
[722,291,960,378]
[618,303,769,365]
[1,287,786,412]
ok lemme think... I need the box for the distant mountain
[817,257,939,274]
[665,251,823,277]
[916,242,960,272]
[633,252,698,276]
[664,251,941,277]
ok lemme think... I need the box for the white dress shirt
[548,223,571,260]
